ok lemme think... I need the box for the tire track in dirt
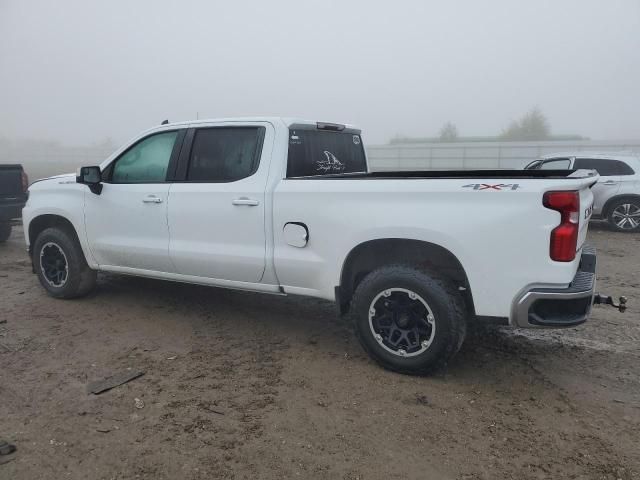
[90,279,292,479]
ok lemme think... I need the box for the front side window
[287,129,367,177]
[574,158,634,176]
[539,158,571,170]
[187,127,264,182]
[111,131,178,183]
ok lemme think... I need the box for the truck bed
[287,169,596,180]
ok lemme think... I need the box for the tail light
[543,191,579,262]
[21,170,29,192]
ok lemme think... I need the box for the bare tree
[501,107,550,140]
[439,122,459,142]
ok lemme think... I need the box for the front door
[168,123,272,283]
[85,130,183,272]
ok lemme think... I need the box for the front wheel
[607,198,640,232]
[33,227,97,298]
[350,265,467,375]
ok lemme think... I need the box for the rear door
[573,158,623,215]
[167,122,273,282]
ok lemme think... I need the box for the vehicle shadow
[589,220,611,232]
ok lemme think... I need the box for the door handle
[142,195,163,204]
[601,181,618,186]
[232,197,259,206]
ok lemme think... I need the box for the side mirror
[76,166,103,194]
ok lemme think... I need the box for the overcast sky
[1,0,639,146]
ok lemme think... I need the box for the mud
[1,224,638,479]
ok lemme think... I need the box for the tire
[0,223,11,243]
[33,227,97,299]
[350,265,467,376]
[607,198,640,233]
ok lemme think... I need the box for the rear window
[574,158,635,176]
[287,129,367,177]
[0,166,24,195]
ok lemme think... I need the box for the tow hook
[593,294,627,313]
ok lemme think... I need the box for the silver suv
[525,153,640,232]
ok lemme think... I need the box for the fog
[1,0,639,147]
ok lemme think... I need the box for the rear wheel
[0,223,11,243]
[607,198,640,232]
[33,227,97,298]
[350,265,467,375]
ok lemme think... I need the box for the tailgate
[565,170,597,252]
[0,165,24,197]
[577,182,595,251]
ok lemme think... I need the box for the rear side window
[574,158,634,176]
[187,127,264,182]
[287,130,367,177]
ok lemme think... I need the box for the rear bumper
[512,246,596,328]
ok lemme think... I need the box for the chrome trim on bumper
[513,247,596,328]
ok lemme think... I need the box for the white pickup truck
[23,117,607,374]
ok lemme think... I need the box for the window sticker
[289,132,302,145]
[316,150,345,173]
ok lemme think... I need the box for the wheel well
[28,214,79,254]
[602,194,640,218]
[337,239,474,315]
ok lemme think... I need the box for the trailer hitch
[593,294,627,313]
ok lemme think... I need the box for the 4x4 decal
[462,183,521,191]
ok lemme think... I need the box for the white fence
[366,139,640,171]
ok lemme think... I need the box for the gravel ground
[1,224,638,479]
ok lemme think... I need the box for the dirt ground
[1,224,639,480]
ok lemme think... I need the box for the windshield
[539,158,571,170]
[524,159,543,169]
[287,129,367,177]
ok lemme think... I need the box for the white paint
[283,223,308,248]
